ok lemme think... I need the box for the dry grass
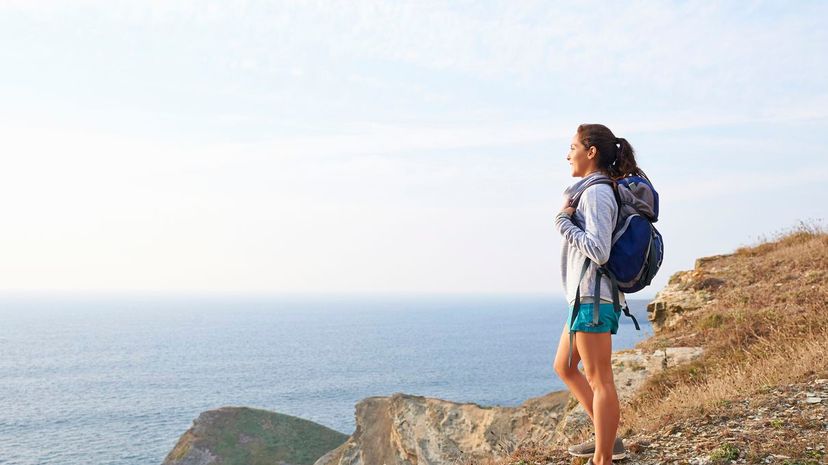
[621,219,828,434]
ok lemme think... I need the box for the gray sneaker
[567,434,626,460]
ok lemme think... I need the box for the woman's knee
[554,359,580,379]
[583,368,614,391]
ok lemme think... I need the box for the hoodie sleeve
[554,184,617,265]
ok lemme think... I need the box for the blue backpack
[568,175,664,332]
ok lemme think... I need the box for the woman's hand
[561,198,576,216]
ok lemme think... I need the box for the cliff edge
[500,222,828,465]
[314,346,703,465]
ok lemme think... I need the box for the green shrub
[710,443,739,462]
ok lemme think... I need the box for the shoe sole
[567,450,627,460]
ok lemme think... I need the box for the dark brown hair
[577,123,650,182]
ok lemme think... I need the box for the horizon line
[0,289,658,301]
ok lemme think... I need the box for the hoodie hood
[562,170,612,206]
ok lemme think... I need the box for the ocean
[0,293,654,465]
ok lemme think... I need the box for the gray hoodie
[554,171,627,308]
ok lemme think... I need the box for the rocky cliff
[312,347,702,465]
[160,346,703,465]
[611,226,827,465]
[645,254,728,332]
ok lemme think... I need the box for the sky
[1,0,826,298]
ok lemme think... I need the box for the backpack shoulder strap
[570,179,622,231]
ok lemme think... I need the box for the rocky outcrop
[162,406,348,465]
[312,390,568,465]
[165,262,722,465]
[162,347,707,465]
[646,254,730,331]
[313,347,704,465]
[162,347,709,465]
[162,344,705,465]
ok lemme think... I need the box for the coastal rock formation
[162,406,348,465]
[646,254,729,331]
[163,347,702,465]
[314,347,704,465]
[164,264,718,465]
[312,390,568,465]
[162,344,705,465]
[163,345,706,464]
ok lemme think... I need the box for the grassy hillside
[487,221,828,465]
[163,406,349,465]
[625,221,827,435]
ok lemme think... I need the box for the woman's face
[567,133,598,177]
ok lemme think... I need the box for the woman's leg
[553,324,595,422]
[575,331,618,465]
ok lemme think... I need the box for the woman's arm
[554,185,617,264]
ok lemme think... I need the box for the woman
[552,123,649,465]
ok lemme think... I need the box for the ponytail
[576,124,650,183]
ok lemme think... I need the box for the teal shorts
[565,302,621,334]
